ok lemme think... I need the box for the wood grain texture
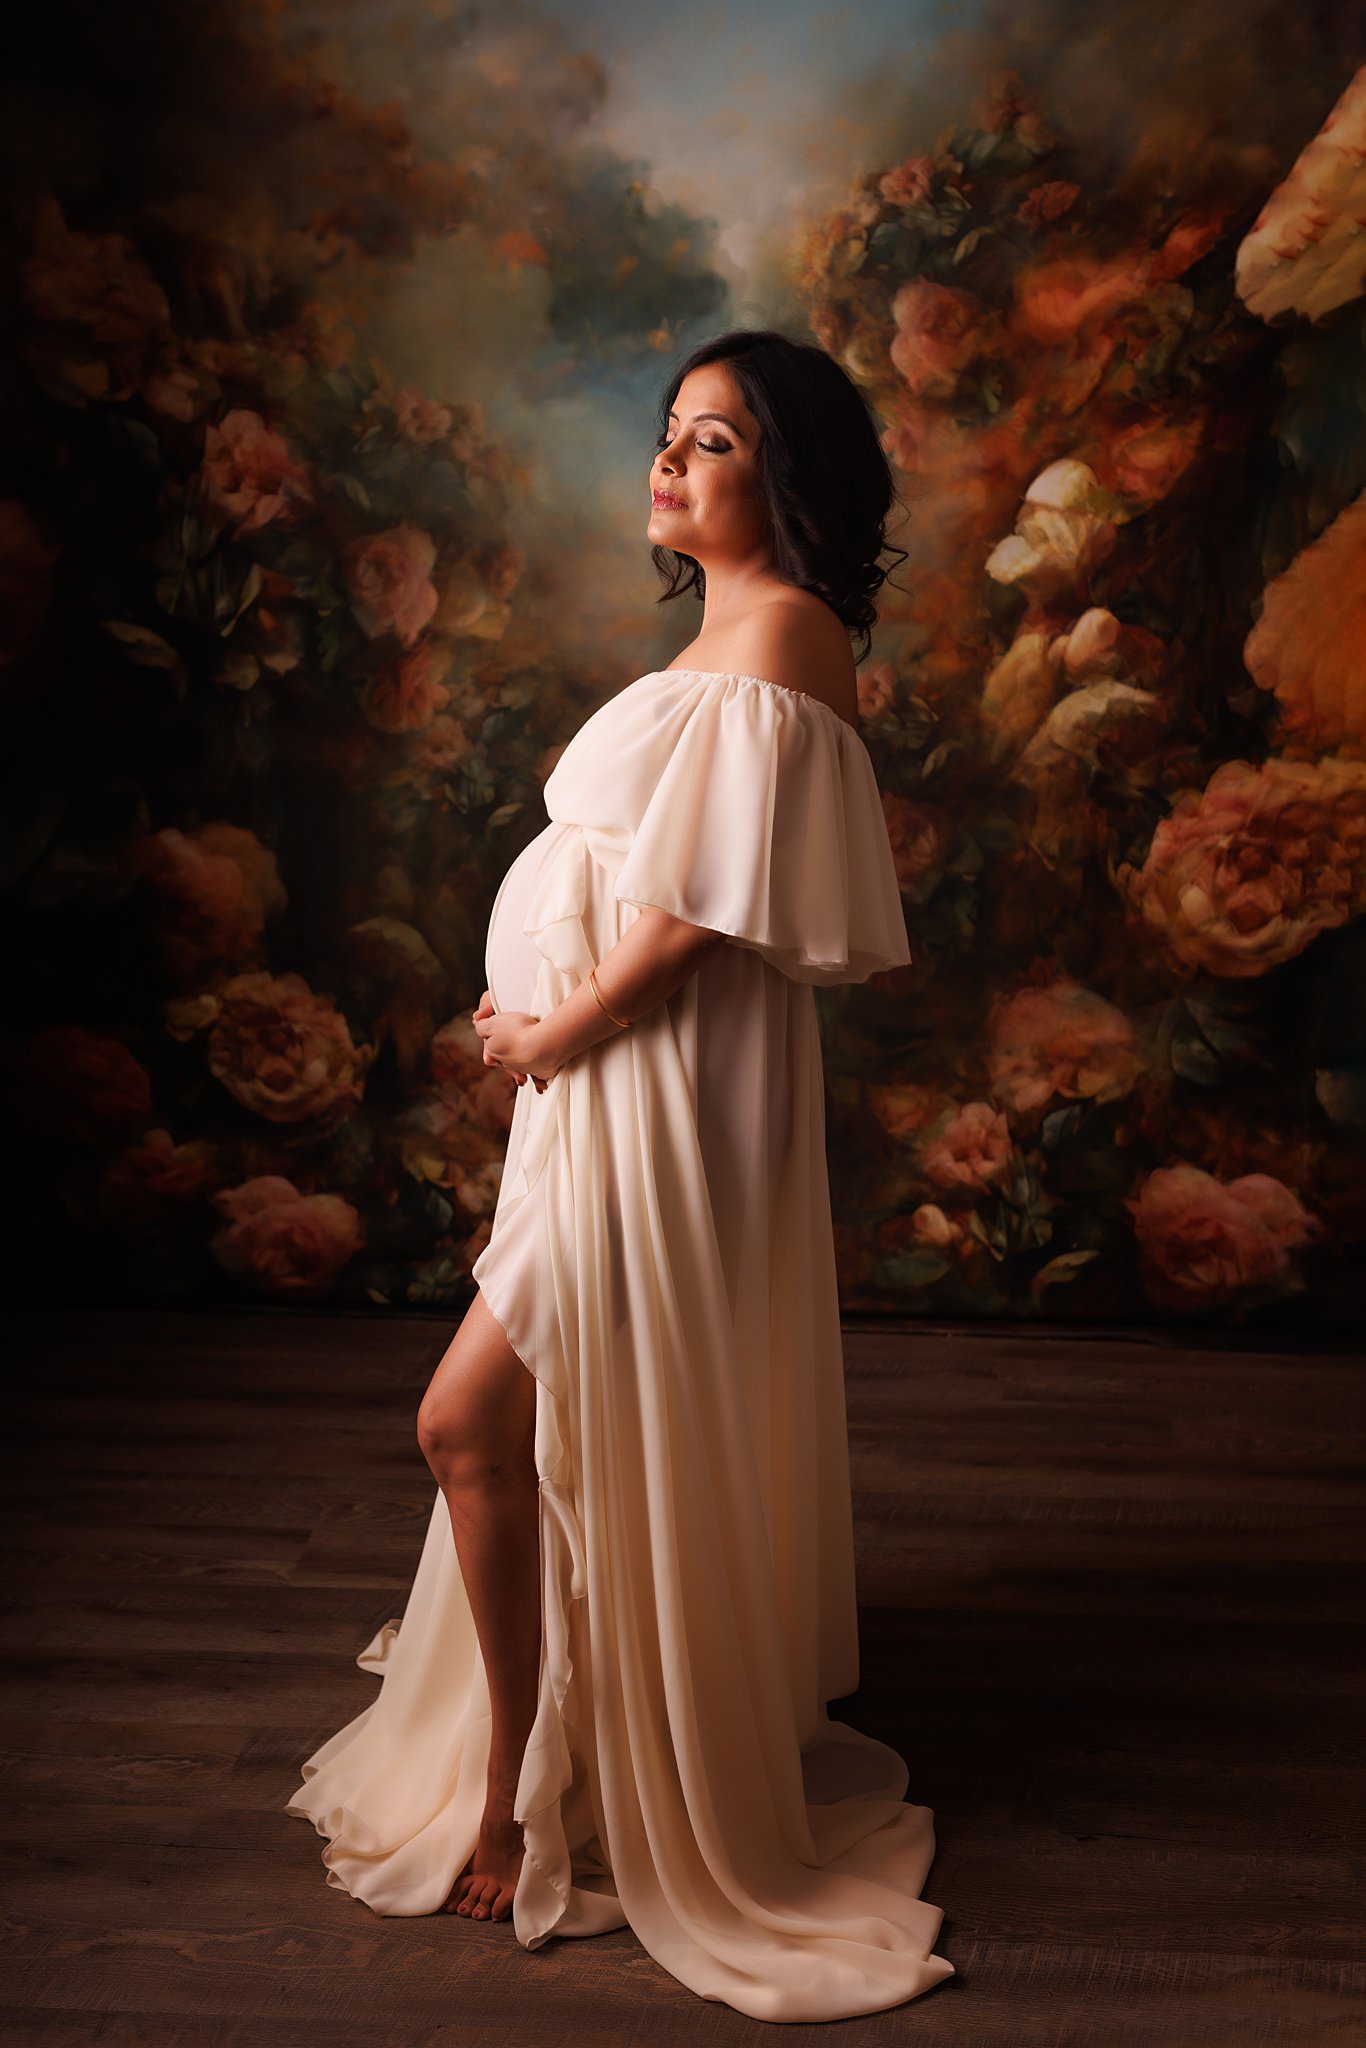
[1,1304,1362,2047]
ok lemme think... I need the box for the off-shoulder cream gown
[284,667,954,2023]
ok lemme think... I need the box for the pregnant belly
[484,820,579,1015]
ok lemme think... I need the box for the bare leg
[416,1287,540,1923]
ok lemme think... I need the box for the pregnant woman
[285,327,954,2022]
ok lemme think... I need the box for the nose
[656,437,681,477]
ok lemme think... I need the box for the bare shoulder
[732,593,860,728]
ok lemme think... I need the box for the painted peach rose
[394,387,454,445]
[1012,252,1151,345]
[987,978,1147,1116]
[907,1203,967,1250]
[921,1101,1015,1191]
[210,1174,364,1297]
[11,1025,154,1145]
[889,280,984,400]
[206,972,371,1124]
[1126,1164,1320,1310]
[1017,180,1080,228]
[1122,756,1366,977]
[360,645,452,733]
[134,821,286,987]
[342,523,439,648]
[880,154,934,209]
[1100,415,1203,508]
[882,793,955,904]
[200,409,313,534]
[856,660,898,718]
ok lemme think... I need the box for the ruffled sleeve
[542,669,912,987]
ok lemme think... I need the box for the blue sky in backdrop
[281,0,992,596]
[544,0,983,288]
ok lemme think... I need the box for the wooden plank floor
[0,1304,1361,2047]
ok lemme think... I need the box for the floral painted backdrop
[3,0,1363,1326]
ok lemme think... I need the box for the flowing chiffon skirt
[284,670,954,2022]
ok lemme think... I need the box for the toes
[491,1885,514,1921]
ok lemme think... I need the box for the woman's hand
[472,991,560,1090]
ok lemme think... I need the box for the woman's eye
[654,432,730,454]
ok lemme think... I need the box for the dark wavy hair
[650,327,907,663]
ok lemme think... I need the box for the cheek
[710,472,765,533]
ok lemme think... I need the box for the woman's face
[647,362,770,568]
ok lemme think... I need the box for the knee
[416,1397,461,1479]
[416,1400,523,1488]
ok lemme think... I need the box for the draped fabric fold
[284,669,952,2023]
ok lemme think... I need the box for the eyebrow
[667,408,746,438]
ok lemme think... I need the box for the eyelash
[655,432,730,454]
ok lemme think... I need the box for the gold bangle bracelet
[589,968,630,1030]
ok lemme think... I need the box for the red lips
[652,491,685,508]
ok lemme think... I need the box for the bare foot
[442,1805,525,1923]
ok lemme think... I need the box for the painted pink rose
[11,1025,154,1146]
[882,793,955,904]
[200,409,313,533]
[880,154,934,209]
[210,1174,364,1297]
[889,281,983,399]
[206,971,370,1125]
[394,387,454,445]
[1123,757,1366,977]
[360,645,452,733]
[342,523,439,648]
[1126,1164,1320,1310]
[988,978,1147,1116]
[921,1102,1015,1191]
[133,821,286,987]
